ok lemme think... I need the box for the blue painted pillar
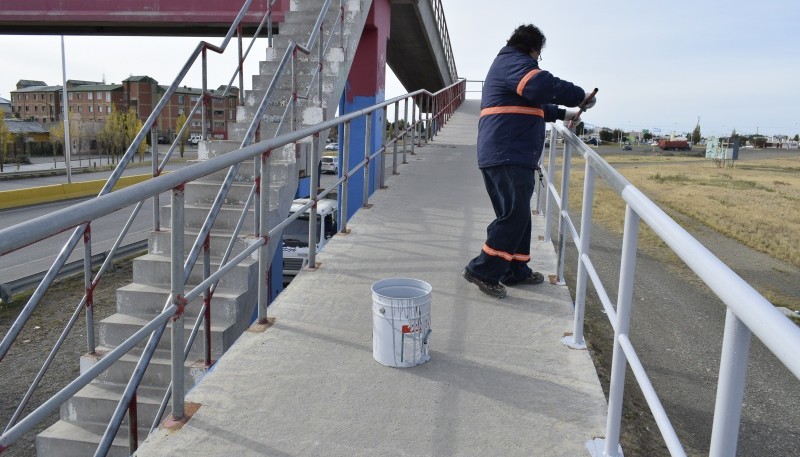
[338,0,391,221]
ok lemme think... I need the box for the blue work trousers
[466,164,534,284]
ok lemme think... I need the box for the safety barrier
[539,124,800,457]
[0,70,465,455]
[0,174,152,210]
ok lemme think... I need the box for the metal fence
[539,123,800,457]
[0,0,466,453]
[0,77,465,457]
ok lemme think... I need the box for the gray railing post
[709,310,752,457]
[258,151,271,323]
[555,140,573,284]
[363,112,372,207]
[83,224,95,355]
[237,25,245,107]
[201,48,208,142]
[340,121,350,234]
[565,160,595,349]
[380,105,388,188]
[152,126,160,231]
[410,96,417,154]
[402,97,408,164]
[603,205,639,457]
[427,95,433,143]
[203,234,212,365]
[309,134,320,268]
[393,101,399,174]
[543,129,557,242]
[170,185,186,421]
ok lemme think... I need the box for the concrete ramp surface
[134,100,608,456]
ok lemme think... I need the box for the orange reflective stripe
[482,244,531,262]
[480,106,544,117]
[516,69,541,96]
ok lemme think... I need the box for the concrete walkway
[134,100,608,457]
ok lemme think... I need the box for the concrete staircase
[35,1,371,456]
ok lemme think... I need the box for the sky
[0,0,798,137]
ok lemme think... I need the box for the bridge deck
[134,100,608,456]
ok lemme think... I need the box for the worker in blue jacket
[463,24,596,298]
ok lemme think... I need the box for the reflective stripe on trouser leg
[466,165,535,283]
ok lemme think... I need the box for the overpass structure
[1,1,800,457]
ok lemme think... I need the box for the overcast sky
[1,0,797,137]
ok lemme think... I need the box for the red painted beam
[0,0,289,36]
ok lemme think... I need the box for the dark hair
[507,24,546,55]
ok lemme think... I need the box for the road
[0,197,154,289]
[0,151,343,295]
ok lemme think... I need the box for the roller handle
[568,87,598,129]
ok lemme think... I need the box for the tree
[123,109,146,162]
[176,113,188,158]
[49,121,64,167]
[793,134,799,142]
[599,129,614,142]
[691,124,701,144]
[643,131,653,141]
[0,116,10,172]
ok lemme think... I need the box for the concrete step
[181,181,284,210]
[132,253,258,290]
[97,312,235,360]
[116,282,249,325]
[265,38,345,63]
[148,227,265,258]
[283,8,343,24]
[37,420,137,457]
[160,201,255,232]
[252,65,342,93]
[59,381,164,430]
[257,58,335,78]
[93,350,208,390]
[289,0,344,13]
[279,20,337,38]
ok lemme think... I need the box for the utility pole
[61,35,72,184]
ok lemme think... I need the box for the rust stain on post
[160,402,202,431]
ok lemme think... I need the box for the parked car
[321,156,338,174]
[623,145,632,151]
[189,134,201,146]
[324,143,338,151]
[157,136,170,144]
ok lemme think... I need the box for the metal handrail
[0,0,261,363]
[430,0,458,81]
[542,123,800,456]
[0,70,466,457]
[0,0,280,453]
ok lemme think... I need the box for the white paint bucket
[371,278,432,368]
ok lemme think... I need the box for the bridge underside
[0,0,454,92]
[387,0,454,92]
[0,0,286,36]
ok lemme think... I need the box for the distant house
[0,96,10,118]
[3,119,50,157]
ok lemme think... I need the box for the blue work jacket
[478,46,585,169]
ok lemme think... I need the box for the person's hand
[581,90,597,110]
[564,109,582,123]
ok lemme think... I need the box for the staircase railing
[0,0,285,453]
[0,68,465,454]
[539,124,800,456]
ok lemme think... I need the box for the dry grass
[629,158,800,268]
[548,154,800,269]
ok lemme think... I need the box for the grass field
[548,149,800,313]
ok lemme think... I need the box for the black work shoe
[502,271,545,286]
[462,269,507,298]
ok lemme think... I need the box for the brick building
[9,76,238,144]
